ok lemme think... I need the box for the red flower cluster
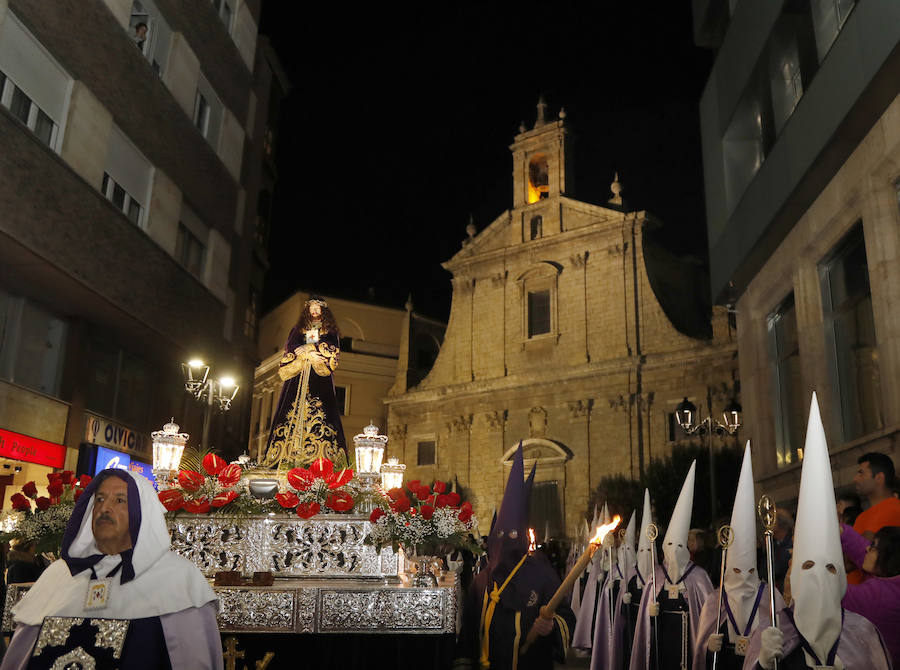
[374,480,471,524]
[275,458,356,517]
[157,453,243,514]
[10,471,92,512]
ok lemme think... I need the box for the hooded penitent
[5,469,222,670]
[487,442,534,582]
[790,393,846,667]
[620,510,637,581]
[724,441,761,633]
[663,460,696,583]
[636,488,654,588]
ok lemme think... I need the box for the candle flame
[528,528,537,553]
[589,515,622,545]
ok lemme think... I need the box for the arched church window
[530,215,543,240]
[527,155,549,203]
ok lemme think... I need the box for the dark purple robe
[262,326,347,467]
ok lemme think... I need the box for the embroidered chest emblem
[527,590,538,607]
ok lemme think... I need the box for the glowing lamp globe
[151,419,189,481]
[380,457,406,491]
[353,422,388,475]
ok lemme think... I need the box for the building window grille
[175,223,207,277]
[528,480,563,539]
[0,76,58,150]
[417,441,436,466]
[819,224,882,442]
[767,294,805,467]
[101,172,143,226]
[527,290,551,338]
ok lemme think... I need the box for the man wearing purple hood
[0,468,223,670]
[453,443,575,670]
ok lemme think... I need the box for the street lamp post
[675,390,742,523]
[182,359,239,450]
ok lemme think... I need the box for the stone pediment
[501,439,572,466]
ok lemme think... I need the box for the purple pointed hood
[488,442,532,577]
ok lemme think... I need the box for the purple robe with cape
[629,563,714,670]
[691,584,784,670]
[574,558,607,649]
[739,608,891,670]
[591,563,632,670]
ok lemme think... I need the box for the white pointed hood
[636,489,655,586]
[663,461,696,582]
[792,393,846,667]
[724,441,761,633]
[619,509,637,579]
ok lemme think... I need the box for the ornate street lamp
[181,359,239,449]
[151,419,189,486]
[380,457,406,491]
[675,392,742,522]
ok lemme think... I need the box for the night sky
[259,3,713,321]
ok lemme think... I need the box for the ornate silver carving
[319,589,447,632]
[3,584,30,633]
[90,618,130,659]
[168,515,399,579]
[50,646,95,670]
[35,617,84,656]
[216,589,294,631]
[296,588,317,633]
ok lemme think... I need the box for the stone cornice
[384,341,737,409]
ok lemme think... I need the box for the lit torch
[520,515,621,654]
[528,528,537,554]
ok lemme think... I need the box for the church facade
[385,102,739,539]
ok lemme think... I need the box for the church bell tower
[509,97,575,241]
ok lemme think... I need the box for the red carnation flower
[78,474,92,488]
[217,464,242,487]
[458,508,473,524]
[287,468,315,492]
[275,492,300,509]
[309,458,333,479]
[369,508,385,523]
[35,496,51,511]
[436,494,449,508]
[432,480,447,494]
[326,491,354,513]
[446,492,461,507]
[407,480,421,490]
[47,472,62,485]
[296,501,321,519]
[182,498,210,514]
[158,489,184,511]
[420,504,435,520]
[74,489,84,502]
[202,453,227,476]
[10,493,30,511]
[387,487,405,502]
[22,481,38,499]
[47,480,64,497]
[460,501,472,513]
[61,470,75,485]
[178,470,205,493]
[390,496,411,514]
[210,490,239,508]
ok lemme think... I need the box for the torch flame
[528,528,537,553]
[589,515,622,545]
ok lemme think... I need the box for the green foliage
[179,443,217,474]
[587,441,744,535]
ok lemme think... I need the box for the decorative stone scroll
[167,515,400,579]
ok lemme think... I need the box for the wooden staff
[711,525,733,670]
[647,522,660,670]
[520,516,621,655]
[758,495,778,670]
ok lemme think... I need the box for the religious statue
[262,297,348,469]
